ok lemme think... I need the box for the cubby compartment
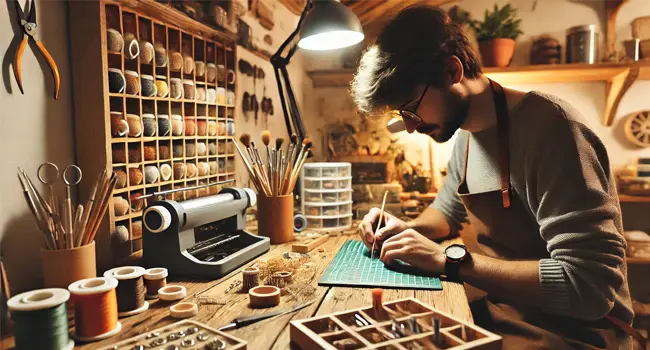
[129,189,145,212]
[334,311,374,329]
[322,332,363,349]
[323,192,338,202]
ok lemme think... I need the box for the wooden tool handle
[13,38,27,94]
[34,41,61,100]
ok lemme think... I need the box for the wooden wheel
[624,111,650,147]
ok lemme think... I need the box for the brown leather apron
[456,79,628,349]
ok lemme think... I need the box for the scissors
[12,0,61,99]
[38,163,82,248]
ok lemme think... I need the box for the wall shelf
[307,61,650,126]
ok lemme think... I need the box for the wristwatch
[444,244,469,282]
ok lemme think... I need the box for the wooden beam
[604,66,639,126]
[355,0,456,27]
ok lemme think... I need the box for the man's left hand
[379,229,446,275]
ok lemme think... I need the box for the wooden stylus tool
[370,191,388,259]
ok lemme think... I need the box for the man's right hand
[359,208,410,250]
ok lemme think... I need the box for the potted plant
[469,4,523,67]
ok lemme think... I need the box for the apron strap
[489,79,512,209]
[604,315,648,348]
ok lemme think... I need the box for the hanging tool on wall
[12,0,61,99]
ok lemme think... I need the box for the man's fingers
[379,240,405,261]
[381,246,410,265]
[375,222,400,241]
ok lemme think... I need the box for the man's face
[399,83,468,143]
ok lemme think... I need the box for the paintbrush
[371,191,389,259]
[84,172,118,246]
[237,134,266,194]
[261,130,272,168]
[251,141,271,195]
[275,138,284,195]
[17,173,56,249]
[287,139,311,193]
[75,169,103,247]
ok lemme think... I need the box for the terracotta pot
[479,38,515,67]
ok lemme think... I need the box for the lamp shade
[298,0,364,51]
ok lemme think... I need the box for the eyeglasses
[399,84,429,126]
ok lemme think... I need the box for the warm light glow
[298,30,364,51]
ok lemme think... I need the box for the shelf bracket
[604,66,639,126]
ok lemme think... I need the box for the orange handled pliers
[13,0,60,99]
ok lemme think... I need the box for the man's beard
[416,93,469,143]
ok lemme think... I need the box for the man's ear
[446,56,464,85]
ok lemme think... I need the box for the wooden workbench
[1,235,472,349]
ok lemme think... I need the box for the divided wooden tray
[290,297,501,349]
[99,319,246,350]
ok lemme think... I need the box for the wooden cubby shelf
[307,62,650,126]
[70,0,238,264]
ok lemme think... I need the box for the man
[352,6,635,349]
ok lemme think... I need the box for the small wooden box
[290,297,501,349]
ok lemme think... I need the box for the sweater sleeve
[527,119,627,320]
[431,133,468,236]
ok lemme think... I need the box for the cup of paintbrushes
[256,194,294,244]
[41,241,97,290]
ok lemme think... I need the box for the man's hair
[351,5,482,115]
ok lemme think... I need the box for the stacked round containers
[301,163,353,231]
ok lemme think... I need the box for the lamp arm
[273,0,313,60]
[280,66,306,140]
[273,66,295,140]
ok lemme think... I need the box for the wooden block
[292,234,329,254]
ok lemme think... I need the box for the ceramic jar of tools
[41,241,97,290]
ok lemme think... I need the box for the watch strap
[445,260,462,282]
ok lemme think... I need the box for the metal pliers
[12,0,60,99]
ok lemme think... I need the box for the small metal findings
[168,333,178,341]
[355,313,369,326]
[186,326,199,335]
[182,338,196,347]
[165,345,179,350]
[176,330,186,337]
[151,338,168,346]
[131,346,145,350]
[207,337,227,350]
[146,332,160,339]
[197,333,210,341]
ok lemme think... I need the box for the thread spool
[143,268,168,299]
[68,277,122,341]
[103,266,149,317]
[8,288,74,350]
[242,267,259,291]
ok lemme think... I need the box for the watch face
[446,245,467,260]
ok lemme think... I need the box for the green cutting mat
[319,240,442,290]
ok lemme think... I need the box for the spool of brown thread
[143,268,168,299]
[103,266,149,317]
[242,267,259,291]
